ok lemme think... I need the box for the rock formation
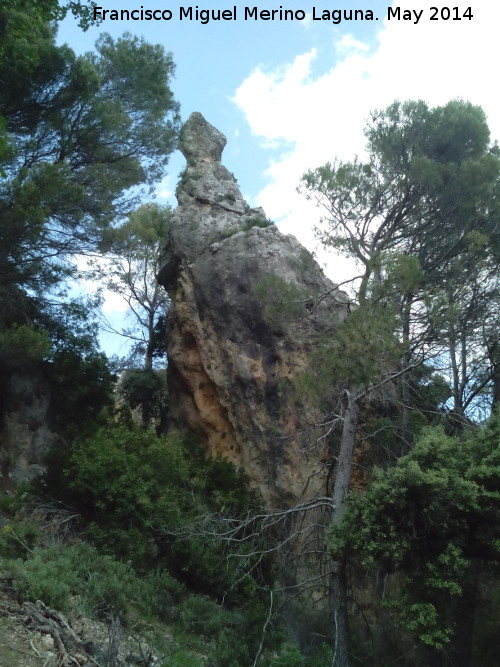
[0,372,54,489]
[159,112,347,508]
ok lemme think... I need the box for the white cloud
[335,33,370,56]
[100,291,130,315]
[157,188,173,200]
[234,1,500,283]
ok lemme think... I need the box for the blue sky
[58,1,389,210]
[58,1,498,352]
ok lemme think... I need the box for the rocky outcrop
[0,372,54,489]
[159,112,347,508]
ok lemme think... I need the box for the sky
[58,0,498,352]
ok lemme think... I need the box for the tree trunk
[400,296,412,453]
[488,341,500,410]
[448,319,463,417]
[330,389,359,667]
[141,316,156,427]
[331,558,350,667]
[492,363,500,411]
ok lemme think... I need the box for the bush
[328,415,500,656]
[163,649,204,667]
[252,274,309,334]
[218,216,273,240]
[9,544,86,609]
[116,367,168,428]
[0,324,50,368]
[243,215,274,230]
[138,569,185,622]
[6,540,184,622]
[177,594,296,667]
[178,595,231,639]
[40,426,192,563]
[268,642,332,666]
[0,520,41,559]
[40,424,258,596]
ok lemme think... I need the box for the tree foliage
[0,4,179,444]
[329,414,500,658]
[1,0,98,31]
[300,302,404,402]
[0,7,180,305]
[97,203,172,368]
[303,100,497,274]
[303,99,500,422]
[299,99,500,664]
[42,299,115,438]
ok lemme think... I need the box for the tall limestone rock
[159,112,347,508]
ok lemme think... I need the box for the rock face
[159,112,347,508]
[0,372,54,489]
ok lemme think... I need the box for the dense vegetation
[300,99,500,667]
[0,3,499,666]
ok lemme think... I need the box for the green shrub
[179,595,231,638]
[163,649,204,667]
[219,216,273,241]
[83,553,140,616]
[9,544,83,609]
[0,520,41,559]
[40,424,258,600]
[0,324,50,367]
[269,643,305,666]
[269,642,332,666]
[82,555,184,621]
[218,226,244,240]
[252,274,308,333]
[209,627,254,667]
[243,215,273,230]
[328,415,500,654]
[6,540,185,622]
[296,247,317,274]
[138,569,185,622]
[177,594,289,667]
[0,483,31,516]
[42,426,193,562]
